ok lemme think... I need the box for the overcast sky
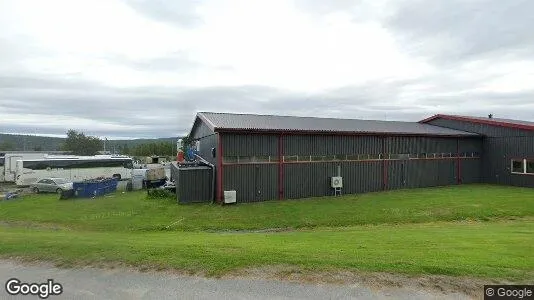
[1,0,533,139]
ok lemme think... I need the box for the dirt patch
[207,227,296,234]
[225,265,518,299]
[0,221,70,231]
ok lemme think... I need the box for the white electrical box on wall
[331,176,343,188]
[224,190,237,204]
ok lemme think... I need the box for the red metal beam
[278,134,284,200]
[221,157,480,166]
[456,138,461,185]
[215,128,478,138]
[217,133,223,204]
[420,114,534,131]
[382,137,388,190]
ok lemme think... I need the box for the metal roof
[195,112,479,136]
[420,114,534,131]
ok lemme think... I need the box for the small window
[527,160,534,174]
[238,156,252,163]
[284,156,298,162]
[254,156,271,162]
[398,154,410,160]
[511,159,525,173]
[223,156,238,163]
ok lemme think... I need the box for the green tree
[180,136,193,151]
[0,141,15,151]
[33,145,43,151]
[63,129,103,156]
[122,143,130,155]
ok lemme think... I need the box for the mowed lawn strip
[0,219,532,280]
[1,184,534,231]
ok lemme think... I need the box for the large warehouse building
[173,112,534,204]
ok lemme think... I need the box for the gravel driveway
[0,260,469,300]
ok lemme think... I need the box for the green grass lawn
[1,184,533,231]
[0,220,532,280]
[0,184,533,281]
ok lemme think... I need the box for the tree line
[1,130,181,157]
[61,130,177,157]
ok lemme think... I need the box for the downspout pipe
[194,154,216,204]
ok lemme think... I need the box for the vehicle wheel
[32,187,39,194]
[112,174,121,180]
[56,188,63,194]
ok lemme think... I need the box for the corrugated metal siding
[426,118,534,188]
[223,164,278,202]
[387,160,455,190]
[484,137,534,187]
[177,166,213,203]
[284,135,383,156]
[461,159,482,184]
[459,138,483,152]
[217,133,486,202]
[283,162,383,199]
[387,137,459,154]
[191,121,218,165]
[282,135,477,156]
[427,118,534,137]
[170,163,179,182]
[222,134,278,156]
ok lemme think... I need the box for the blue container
[73,178,119,198]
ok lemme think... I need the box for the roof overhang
[215,128,480,137]
[420,114,534,131]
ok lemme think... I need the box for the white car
[30,178,73,194]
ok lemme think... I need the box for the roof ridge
[419,114,534,131]
[198,111,420,123]
[193,112,479,136]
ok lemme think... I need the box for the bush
[146,188,174,200]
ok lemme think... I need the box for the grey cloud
[123,0,204,27]
[386,0,534,63]
[293,0,380,23]
[101,52,235,73]
[293,0,361,15]
[2,73,534,138]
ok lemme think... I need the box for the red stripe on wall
[278,134,284,200]
[382,137,388,190]
[221,157,480,166]
[217,133,224,204]
[456,138,461,184]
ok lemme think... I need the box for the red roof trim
[214,128,479,138]
[420,114,534,131]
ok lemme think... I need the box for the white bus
[1,152,53,182]
[0,156,5,182]
[15,156,134,186]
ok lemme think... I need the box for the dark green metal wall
[426,119,534,188]
[175,166,213,203]
[191,120,218,165]
[219,133,483,203]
